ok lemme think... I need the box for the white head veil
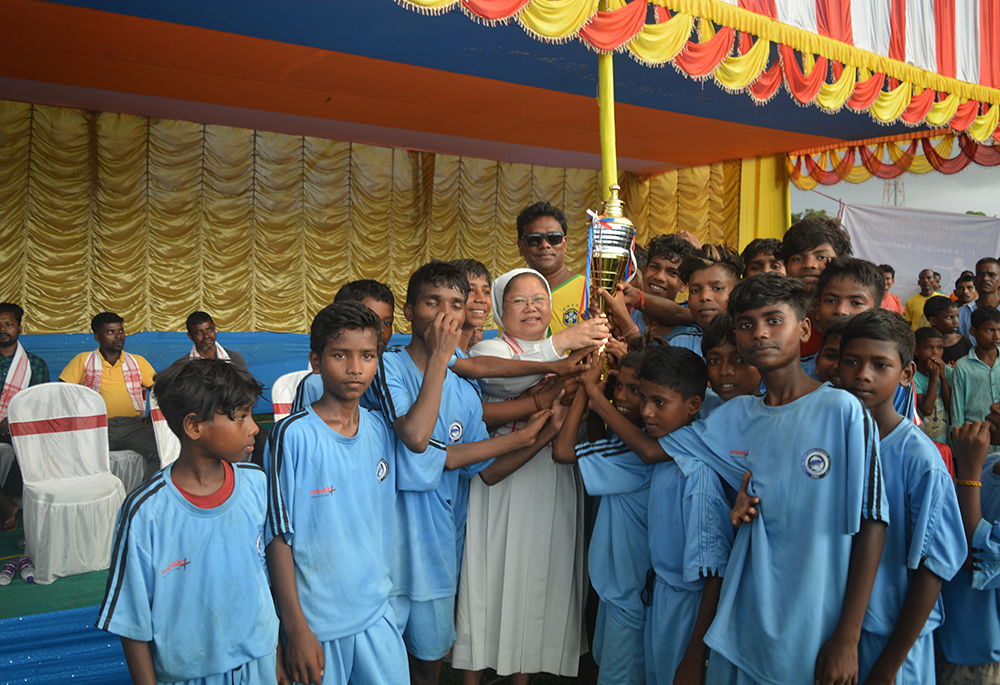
[491,268,552,324]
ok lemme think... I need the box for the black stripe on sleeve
[97,478,167,631]
[266,411,308,539]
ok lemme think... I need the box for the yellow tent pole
[598,51,617,198]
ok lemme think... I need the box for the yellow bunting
[518,0,598,40]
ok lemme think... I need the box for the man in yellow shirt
[516,202,585,334]
[904,269,945,331]
[60,312,158,476]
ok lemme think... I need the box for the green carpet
[0,513,110,620]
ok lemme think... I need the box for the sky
[791,162,1000,218]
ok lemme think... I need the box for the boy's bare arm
[265,536,324,685]
[552,381,590,464]
[479,398,569,485]
[815,519,887,685]
[583,379,670,464]
[862,565,942,685]
[953,421,992,568]
[451,346,592,379]
[120,637,157,685]
[617,282,695,326]
[482,377,577,433]
[444,410,551,471]
[939,369,952,414]
[674,575,722,685]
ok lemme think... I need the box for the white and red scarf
[0,343,31,421]
[84,349,145,413]
[189,342,230,361]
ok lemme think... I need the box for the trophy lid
[599,184,634,228]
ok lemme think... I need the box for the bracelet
[533,395,542,412]
[634,291,645,312]
[618,325,639,341]
[956,479,982,487]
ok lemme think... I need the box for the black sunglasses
[522,232,565,248]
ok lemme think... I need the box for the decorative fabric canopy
[788,131,1000,188]
[396,0,1000,142]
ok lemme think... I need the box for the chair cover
[8,384,125,584]
[0,443,13,489]
[149,392,180,469]
[109,450,146,494]
[272,370,312,421]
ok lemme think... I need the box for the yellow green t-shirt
[549,274,585,335]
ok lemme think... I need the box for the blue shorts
[705,652,766,685]
[644,578,700,685]
[175,650,277,685]
[858,629,933,684]
[388,595,456,661]
[316,608,408,685]
[593,600,644,685]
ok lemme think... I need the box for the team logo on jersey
[377,458,389,483]
[448,420,464,443]
[162,558,190,576]
[309,485,335,498]
[563,308,579,326]
[801,448,831,479]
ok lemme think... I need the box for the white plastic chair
[109,449,146,494]
[149,392,180,469]
[8,384,125,584]
[272,370,312,421]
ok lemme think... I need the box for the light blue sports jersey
[893,380,918,424]
[629,308,699,343]
[939,453,1000,665]
[801,353,817,380]
[370,347,492,601]
[576,436,654,629]
[265,406,399,643]
[659,383,888,685]
[97,464,279,683]
[697,388,724,419]
[668,331,704,358]
[858,420,965,678]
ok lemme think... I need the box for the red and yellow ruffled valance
[395,0,1000,143]
[788,131,1000,189]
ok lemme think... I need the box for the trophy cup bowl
[590,220,635,313]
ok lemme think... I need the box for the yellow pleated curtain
[0,100,739,334]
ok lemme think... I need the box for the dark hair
[638,346,707,400]
[634,244,648,273]
[878,264,895,277]
[152,358,263,440]
[914,326,944,345]
[728,273,811,321]
[646,234,696,266]
[310,301,383,356]
[91,312,124,334]
[820,314,853,345]
[977,257,1000,272]
[923,295,958,320]
[678,244,744,284]
[779,216,852,262]
[451,259,492,284]
[185,311,213,333]
[933,272,942,280]
[840,309,914,367]
[0,303,23,325]
[741,238,783,267]
[619,348,646,372]
[335,279,395,310]
[516,201,567,239]
[971,306,1000,329]
[405,260,470,307]
[702,312,737,356]
[956,271,975,287]
[816,257,886,306]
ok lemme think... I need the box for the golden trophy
[588,184,636,314]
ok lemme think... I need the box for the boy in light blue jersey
[265,302,409,685]
[629,235,699,341]
[700,312,761,417]
[585,274,889,685]
[98,358,280,685]
[669,245,744,358]
[368,260,556,685]
[835,310,965,683]
[939,417,1000,684]
[574,346,733,684]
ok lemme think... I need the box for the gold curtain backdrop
[0,100,739,334]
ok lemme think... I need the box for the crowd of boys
[7,205,1000,685]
